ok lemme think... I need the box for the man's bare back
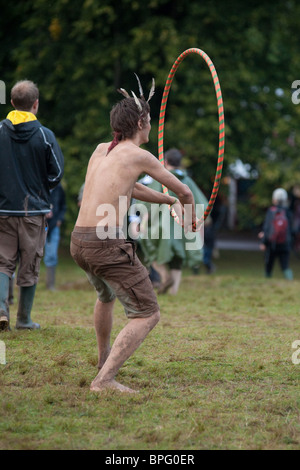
[76,141,143,227]
[76,139,196,229]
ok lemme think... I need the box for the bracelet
[170,197,178,207]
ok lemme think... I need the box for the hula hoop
[158,48,225,228]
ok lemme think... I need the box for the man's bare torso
[76,141,145,227]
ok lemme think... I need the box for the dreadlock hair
[107,97,150,154]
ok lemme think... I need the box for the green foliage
[1,0,300,234]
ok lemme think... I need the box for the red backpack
[267,206,289,244]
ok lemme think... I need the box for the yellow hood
[6,110,37,125]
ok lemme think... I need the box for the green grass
[0,248,300,450]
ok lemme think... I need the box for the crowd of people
[0,78,298,393]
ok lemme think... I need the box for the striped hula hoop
[158,48,225,228]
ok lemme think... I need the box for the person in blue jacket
[44,183,67,290]
[0,80,64,330]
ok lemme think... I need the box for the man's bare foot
[90,379,138,394]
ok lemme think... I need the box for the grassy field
[0,246,299,450]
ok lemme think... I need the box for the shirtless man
[70,84,197,393]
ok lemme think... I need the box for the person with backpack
[259,188,293,280]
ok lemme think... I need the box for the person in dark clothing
[44,183,67,290]
[0,80,64,330]
[259,188,293,280]
[202,194,226,274]
[289,184,300,256]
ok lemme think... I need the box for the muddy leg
[90,310,160,393]
[94,298,114,370]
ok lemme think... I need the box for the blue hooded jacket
[0,117,64,216]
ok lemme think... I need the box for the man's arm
[138,152,197,226]
[132,183,176,205]
[41,128,64,189]
[132,182,184,228]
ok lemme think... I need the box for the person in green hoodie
[136,148,208,295]
[0,80,64,331]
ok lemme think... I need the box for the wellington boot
[283,268,293,281]
[15,285,40,330]
[0,273,10,331]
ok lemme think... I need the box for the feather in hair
[134,73,144,99]
[131,91,143,112]
[117,88,130,99]
[147,78,155,102]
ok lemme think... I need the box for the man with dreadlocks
[70,76,198,393]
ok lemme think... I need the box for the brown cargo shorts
[0,215,47,286]
[70,226,159,319]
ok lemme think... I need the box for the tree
[1,0,300,234]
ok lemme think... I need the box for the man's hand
[170,199,184,227]
[258,231,265,251]
[186,219,202,233]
